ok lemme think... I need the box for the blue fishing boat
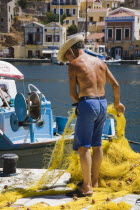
[0,61,115,168]
[84,49,106,60]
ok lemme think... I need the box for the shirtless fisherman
[57,34,125,197]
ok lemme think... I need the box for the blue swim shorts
[73,97,107,150]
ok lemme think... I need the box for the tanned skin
[65,48,125,195]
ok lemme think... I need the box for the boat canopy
[0,61,24,80]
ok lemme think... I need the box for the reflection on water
[13,62,140,152]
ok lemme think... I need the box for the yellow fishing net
[0,104,140,209]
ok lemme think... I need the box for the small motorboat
[104,59,121,63]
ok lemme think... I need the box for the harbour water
[13,62,140,152]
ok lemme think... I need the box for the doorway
[115,47,121,59]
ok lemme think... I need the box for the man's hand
[114,102,125,114]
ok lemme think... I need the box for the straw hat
[57,34,84,63]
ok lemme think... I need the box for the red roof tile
[87,33,104,39]
[109,11,134,17]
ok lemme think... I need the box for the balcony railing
[52,1,77,5]
[26,40,41,45]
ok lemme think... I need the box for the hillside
[0,15,38,47]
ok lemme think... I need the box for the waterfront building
[14,21,66,59]
[24,21,44,58]
[101,0,122,9]
[43,22,66,58]
[50,0,80,28]
[124,0,140,10]
[0,0,16,33]
[105,7,140,59]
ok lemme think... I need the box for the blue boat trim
[84,49,106,60]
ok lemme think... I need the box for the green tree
[67,25,78,36]
[60,13,67,25]
[41,11,67,25]
[18,0,27,9]
[41,11,58,25]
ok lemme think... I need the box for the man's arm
[106,67,125,113]
[68,64,79,103]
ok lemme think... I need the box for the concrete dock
[0,168,140,209]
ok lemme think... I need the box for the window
[73,9,76,15]
[28,50,33,58]
[72,0,76,5]
[66,9,70,16]
[35,50,40,58]
[124,50,129,57]
[108,29,112,38]
[72,20,75,25]
[45,29,47,32]
[60,0,64,4]
[124,28,130,38]
[135,50,140,57]
[54,35,59,42]
[99,16,104,21]
[46,35,52,42]
[60,9,63,15]
[66,20,69,24]
[37,28,40,32]
[1,18,3,22]
[116,29,121,41]
[66,0,70,4]
[107,3,110,8]
[35,33,40,42]
[9,6,10,12]
[89,17,93,22]
[54,9,56,14]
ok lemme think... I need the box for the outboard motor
[10,84,53,142]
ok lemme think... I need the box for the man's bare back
[69,53,106,98]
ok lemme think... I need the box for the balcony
[26,40,40,45]
[52,0,77,5]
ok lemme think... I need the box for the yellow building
[50,0,80,28]
[101,0,121,9]
[87,8,111,33]
[43,22,66,58]
[80,0,102,18]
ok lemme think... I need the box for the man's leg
[91,146,103,187]
[78,146,93,194]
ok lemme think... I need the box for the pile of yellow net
[0,104,140,209]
